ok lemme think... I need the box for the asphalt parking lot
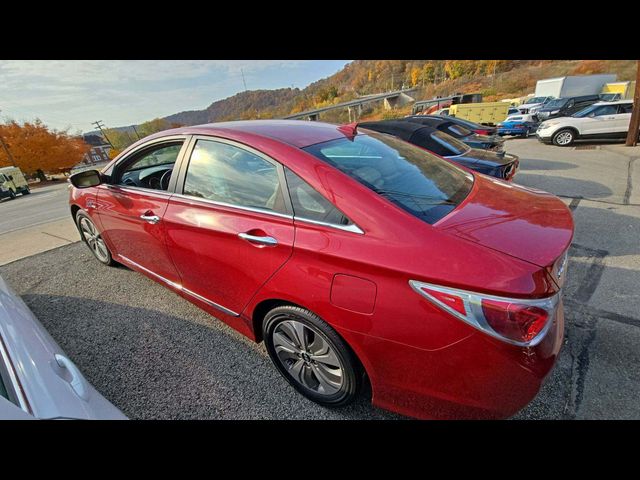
[1,137,640,419]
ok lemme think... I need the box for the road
[0,183,70,234]
[1,138,639,419]
[0,183,79,265]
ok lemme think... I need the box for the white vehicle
[517,96,553,114]
[535,75,617,99]
[536,100,634,146]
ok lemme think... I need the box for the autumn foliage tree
[0,119,90,176]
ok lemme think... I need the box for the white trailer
[535,74,617,98]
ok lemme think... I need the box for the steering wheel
[160,169,173,191]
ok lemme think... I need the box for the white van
[0,167,30,200]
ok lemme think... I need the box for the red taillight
[410,280,559,347]
[419,286,467,316]
[481,300,549,343]
[475,129,491,135]
[513,124,525,128]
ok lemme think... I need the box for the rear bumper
[498,128,530,136]
[338,301,564,420]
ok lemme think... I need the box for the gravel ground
[0,243,401,419]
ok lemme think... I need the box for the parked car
[497,113,540,137]
[0,273,126,420]
[0,167,30,200]
[359,120,519,181]
[68,120,573,420]
[536,100,635,146]
[535,94,601,121]
[517,96,554,114]
[433,115,498,136]
[403,115,504,151]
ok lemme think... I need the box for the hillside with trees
[101,59,637,147]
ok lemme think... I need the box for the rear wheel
[21,187,30,195]
[76,211,114,266]
[263,305,362,407]
[552,128,575,146]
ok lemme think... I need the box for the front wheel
[9,190,16,200]
[552,128,575,146]
[76,210,114,266]
[263,305,362,407]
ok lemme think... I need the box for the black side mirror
[69,169,103,188]
[8,175,13,181]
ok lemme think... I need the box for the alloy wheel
[271,318,344,396]
[555,131,573,146]
[79,216,110,263]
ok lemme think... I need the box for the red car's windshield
[303,130,474,224]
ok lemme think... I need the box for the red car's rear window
[303,131,474,224]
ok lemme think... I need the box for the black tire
[9,190,16,200]
[21,187,30,195]
[552,128,576,147]
[263,305,362,407]
[75,210,115,266]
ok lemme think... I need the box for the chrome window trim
[102,184,173,198]
[0,334,30,413]
[171,193,294,220]
[294,216,364,234]
[117,255,239,317]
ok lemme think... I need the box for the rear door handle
[140,214,160,224]
[238,232,278,246]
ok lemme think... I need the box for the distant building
[80,134,111,165]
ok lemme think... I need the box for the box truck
[448,101,510,125]
[600,81,636,101]
[0,166,30,200]
[534,74,617,99]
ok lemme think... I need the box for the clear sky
[0,60,351,134]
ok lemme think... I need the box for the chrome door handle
[55,354,90,401]
[238,232,278,246]
[140,214,160,224]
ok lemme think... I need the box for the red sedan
[68,120,573,419]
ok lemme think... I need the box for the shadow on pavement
[19,293,400,420]
[515,173,613,199]
[517,158,579,171]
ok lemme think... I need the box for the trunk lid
[435,175,574,269]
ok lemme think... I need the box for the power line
[92,120,114,148]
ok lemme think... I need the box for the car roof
[593,99,634,106]
[148,119,351,149]
[358,120,437,141]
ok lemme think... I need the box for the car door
[94,137,189,286]
[162,136,295,316]
[610,103,633,136]
[580,105,620,136]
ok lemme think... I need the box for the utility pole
[241,68,248,91]
[625,60,640,147]
[132,125,141,140]
[0,109,16,166]
[92,120,114,149]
